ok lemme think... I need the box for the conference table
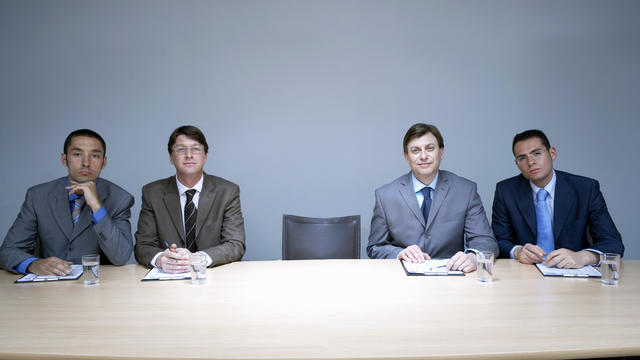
[0,259,639,360]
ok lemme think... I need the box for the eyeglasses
[515,148,547,164]
[173,146,204,156]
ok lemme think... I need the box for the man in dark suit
[367,123,498,273]
[0,129,134,275]
[134,125,245,273]
[492,129,624,268]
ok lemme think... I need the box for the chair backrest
[282,214,361,260]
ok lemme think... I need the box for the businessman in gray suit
[134,125,246,273]
[367,123,498,272]
[0,129,134,275]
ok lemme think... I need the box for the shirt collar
[529,169,556,200]
[176,174,204,196]
[411,171,439,193]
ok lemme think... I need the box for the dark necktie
[184,189,198,252]
[420,187,432,223]
[535,189,554,256]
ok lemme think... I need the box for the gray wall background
[1,0,638,261]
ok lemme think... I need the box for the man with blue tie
[367,123,498,272]
[492,130,624,268]
[0,129,134,275]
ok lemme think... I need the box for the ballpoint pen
[426,264,447,272]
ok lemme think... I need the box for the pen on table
[427,264,447,271]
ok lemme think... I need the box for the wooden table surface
[1,259,639,360]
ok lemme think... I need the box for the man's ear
[61,153,68,168]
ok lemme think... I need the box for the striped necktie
[184,189,198,252]
[72,198,85,225]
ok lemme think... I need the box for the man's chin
[178,168,203,176]
[70,175,97,183]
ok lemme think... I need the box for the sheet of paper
[16,264,83,283]
[402,259,463,275]
[535,263,601,277]
[141,267,191,281]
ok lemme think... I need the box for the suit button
[68,246,73,251]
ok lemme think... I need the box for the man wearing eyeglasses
[134,125,246,273]
[492,129,624,268]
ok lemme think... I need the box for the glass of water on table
[82,254,100,285]
[476,251,494,282]
[190,252,207,285]
[601,253,621,285]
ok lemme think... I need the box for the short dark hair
[63,129,106,156]
[168,125,209,154]
[512,129,551,154]
[403,123,444,153]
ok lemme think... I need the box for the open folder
[401,259,464,276]
[535,263,601,278]
[15,264,83,283]
[141,267,191,281]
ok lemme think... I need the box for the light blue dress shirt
[411,171,438,207]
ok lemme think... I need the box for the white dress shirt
[151,175,213,267]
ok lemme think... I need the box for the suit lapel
[515,176,537,238]
[163,177,185,244]
[427,171,450,230]
[553,171,575,240]
[69,209,92,241]
[51,178,73,240]
[398,173,425,227]
[196,174,216,239]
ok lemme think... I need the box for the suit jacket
[0,177,134,272]
[367,170,498,259]
[134,174,246,267]
[492,170,624,258]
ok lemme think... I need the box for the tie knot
[536,189,548,202]
[185,189,196,201]
[421,187,432,197]
[75,198,85,206]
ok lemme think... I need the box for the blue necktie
[535,189,554,255]
[72,198,85,225]
[420,187,432,223]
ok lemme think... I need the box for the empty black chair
[282,214,361,260]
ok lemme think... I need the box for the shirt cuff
[584,248,603,266]
[200,251,213,267]
[14,257,38,274]
[510,246,521,259]
[151,252,163,268]
[90,206,107,224]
